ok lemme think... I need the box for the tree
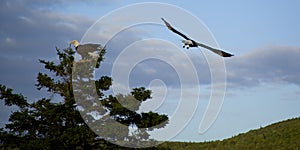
[0,46,168,149]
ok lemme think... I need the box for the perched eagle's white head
[70,40,80,47]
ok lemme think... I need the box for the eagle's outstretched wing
[196,42,234,57]
[161,18,190,40]
[161,18,234,57]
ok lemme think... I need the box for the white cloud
[5,37,16,45]
[18,16,34,24]
[226,46,300,87]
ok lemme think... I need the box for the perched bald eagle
[161,18,233,57]
[70,40,101,59]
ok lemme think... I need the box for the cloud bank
[226,46,300,88]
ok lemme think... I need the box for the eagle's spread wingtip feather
[221,51,234,57]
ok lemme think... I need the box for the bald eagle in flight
[161,18,233,57]
[70,40,101,59]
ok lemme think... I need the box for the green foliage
[0,46,169,149]
[131,87,152,102]
[158,117,300,149]
[0,47,99,149]
[0,85,29,108]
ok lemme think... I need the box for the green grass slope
[158,117,300,150]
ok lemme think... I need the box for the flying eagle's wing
[161,18,190,40]
[196,42,234,57]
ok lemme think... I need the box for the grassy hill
[2,117,299,149]
[158,117,300,149]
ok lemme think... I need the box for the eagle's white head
[70,40,80,47]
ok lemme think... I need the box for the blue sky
[1,0,300,142]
